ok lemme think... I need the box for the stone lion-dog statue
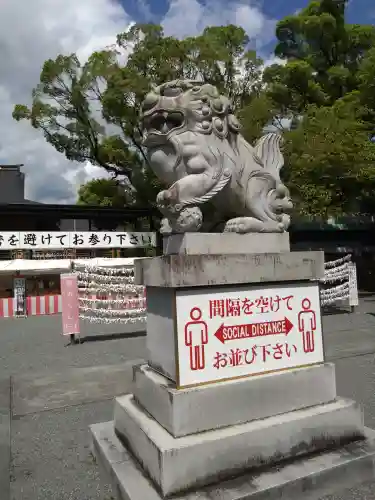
[141,80,293,234]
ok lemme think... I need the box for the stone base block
[162,233,290,256]
[91,421,375,500]
[133,363,337,437]
[113,394,364,497]
[134,251,324,287]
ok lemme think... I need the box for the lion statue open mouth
[141,79,293,234]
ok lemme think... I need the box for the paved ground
[0,316,146,500]
[2,299,375,499]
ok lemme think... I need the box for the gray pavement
[0,315,147,500]
[1,300,375,499]
[0,378,10,500]
[0,315,146,379]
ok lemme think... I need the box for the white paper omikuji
[74,263,135,275]
[78,283,143,293]
[324,254,351,269]
[76,263,144,295]
[80,306,145,317]
[76,271,135,283]
[79,315,146,324]
[323,264,349,283]
[79,297,146,307]
[320,282,349,298]
[74,255,355,326]
[75,264,146,324]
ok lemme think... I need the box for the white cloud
[162,0,276,49]
[264,56,286,68]
[0,0,132,204]
[0,0,277,204]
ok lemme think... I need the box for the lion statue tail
[253,132,284,183]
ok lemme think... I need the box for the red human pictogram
[184,307,208,371]
[298,298,316,353]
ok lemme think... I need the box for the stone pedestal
[132,362,337,437]
[91,234,375,499]
[92,423,375,500]
[163,232,290,255]
[134,250,324,288]
[113,394,363,497]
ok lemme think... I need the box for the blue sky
[121,0,375,24]
[262,0,374,24]
[120,0,375,59]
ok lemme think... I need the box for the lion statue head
[141,80,249,185]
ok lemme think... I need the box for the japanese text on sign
[212,342,298,370]
[209,294,293,318]
[176,282,324,388]
[61,274,80,336]
[13,277,26,316]
[0,232,156,250]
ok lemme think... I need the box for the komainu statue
[141,80,293,234]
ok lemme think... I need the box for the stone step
[113,394,364,497]
[91,421,375,500]
[133,363,337,437]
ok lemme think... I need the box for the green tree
[261,0,375,123]
[15,13,375,221]
[13,23,264,208]
[357,46,375,134]
[284,95,375,218]
[239,0,375,220]
[76,178,132,207]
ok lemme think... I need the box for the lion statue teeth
[141,79,293,234]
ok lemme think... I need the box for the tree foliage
[284,95,375,217]
[13,24,263,208]
[268,0,375,116]
[244,0,375,217]
[76,178,132,207]
[12,1,375,219]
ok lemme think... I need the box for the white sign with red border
[175,282,323,388]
